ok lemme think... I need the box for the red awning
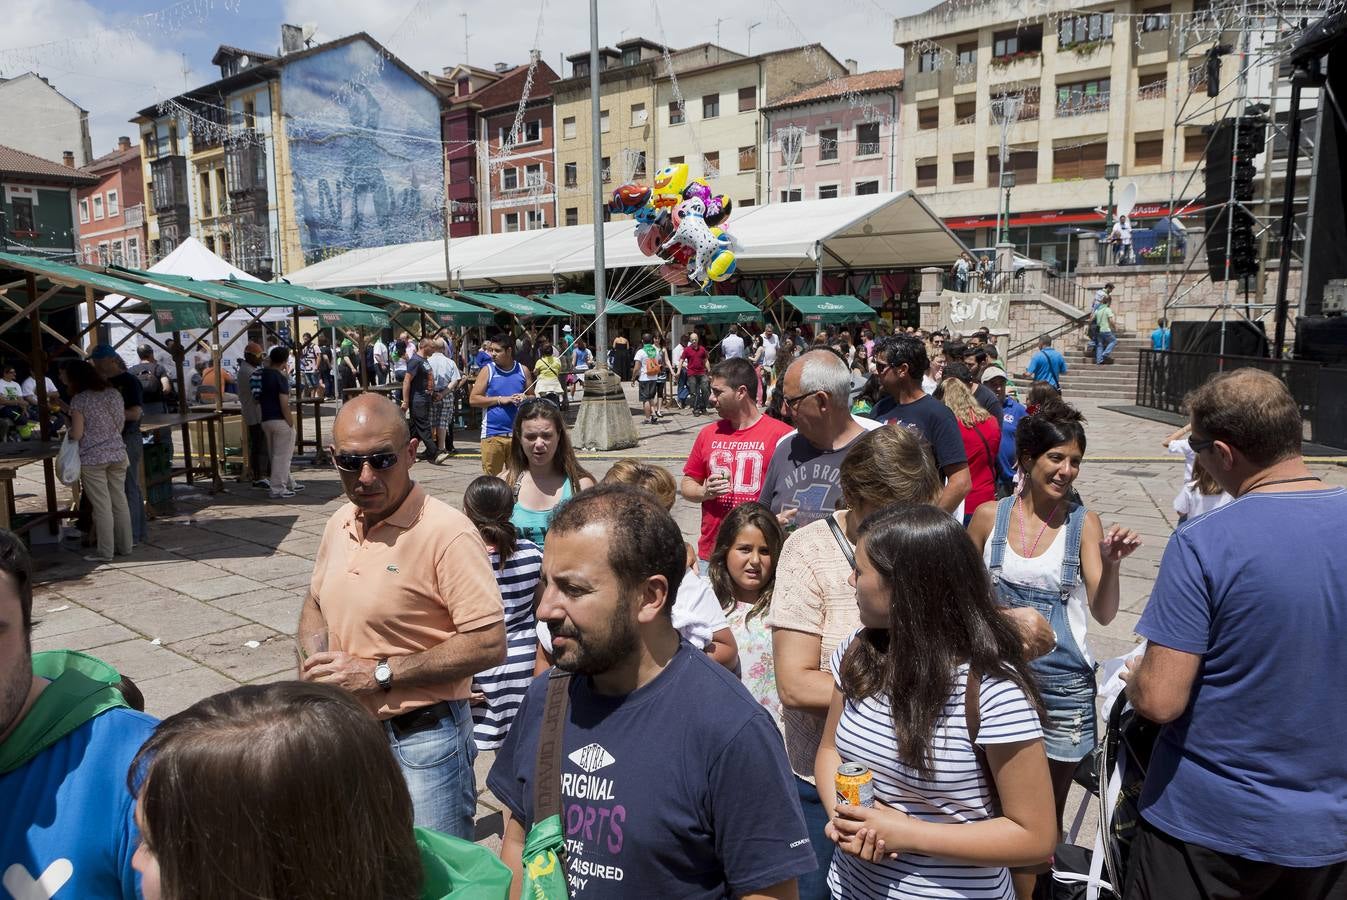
[945,200,1199,231]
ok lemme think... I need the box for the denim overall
[988,498,1097,762]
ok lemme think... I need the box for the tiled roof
[764,69,904,110]
[210,45,277,65]
[0,144,98,184]
[470,60,559,110]
[84,145,139,173]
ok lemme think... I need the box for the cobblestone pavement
[23,391,1346,847]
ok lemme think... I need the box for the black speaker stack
[1204,116,1266,281]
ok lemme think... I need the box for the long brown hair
[129,682,422,900]
[940,376,991,427]
[708,502,783,623]
[505,398,593,490]
[840,505,1043,778]
[463,475,517,568]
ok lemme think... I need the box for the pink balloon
[659,262,690,285]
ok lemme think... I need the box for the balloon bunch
[609,163,736,288]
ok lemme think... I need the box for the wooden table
[140,411,225,494]
[293,396,331,465]
[0,441,64,535]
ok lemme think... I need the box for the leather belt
[387,700,453,738]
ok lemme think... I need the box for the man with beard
[0,531,156,898]
[489,485,814,899]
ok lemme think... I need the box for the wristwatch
[374,659,393,691]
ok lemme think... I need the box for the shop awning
[226,279,389,328]
[0,251,212,329]
[782,295,877,324]
[663,295,763,324]
[538,293,643,317]
[113,267,293,310]
[355,288,497,327]
[455,290,558,319]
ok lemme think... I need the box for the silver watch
[374,659,392,690]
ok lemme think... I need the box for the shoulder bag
[825,513,856,569]
[519,671,573,900]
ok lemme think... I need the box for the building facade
[436,63,507,238]
[77,137,147,269]
[893,0,1220,268]
[655,45,850,209]
[134,29,445,278]
[762,68,904,204]
[0,74,94,168]
[0,144,96,258]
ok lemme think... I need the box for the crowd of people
[4,311,1342,900]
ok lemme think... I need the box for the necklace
[1016,494,1061,558]
[1240,475,1322,496]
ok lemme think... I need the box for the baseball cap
[89,344,118,360]
[981,366,1008,384]
[562,324,572,332]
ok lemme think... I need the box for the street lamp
[1103,163,1120,231]
[1000,171,1015,246]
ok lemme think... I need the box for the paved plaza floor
[22,391,1347,846]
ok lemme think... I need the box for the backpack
[643,351,661,378]
[133,362,159,394]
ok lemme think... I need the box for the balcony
[149,155,187,213]
[1056,93,1111,118]
[987,52,1041,81]
[224,133,267,197]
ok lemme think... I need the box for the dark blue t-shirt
[258,367,289,422]
[868,393,968,472]
[996,396,1028,483]
[488,644,815,898]
[1,707,157,899]
[1136,488,1347,866]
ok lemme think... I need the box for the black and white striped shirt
[470,539,542,751]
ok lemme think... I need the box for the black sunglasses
[332,450,401,472]
[1188,435,1217,454]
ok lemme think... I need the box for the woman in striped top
[816,505,1055,899]
[463,476,542,751]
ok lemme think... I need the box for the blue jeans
[795,775,834,900]
[384,699,478,839]
[1095,331,1117,364]
[123,430,146,543]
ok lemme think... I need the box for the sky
[0,0,934,155]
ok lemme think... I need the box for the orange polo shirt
[310,483,504,719]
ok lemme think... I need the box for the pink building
[77,137,146,267]
[761,69,904,203]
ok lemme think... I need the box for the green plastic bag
[416,826,513,900]
[518,814,570,900]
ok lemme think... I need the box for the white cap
[981,366,1008,384]
[562,324,572,332]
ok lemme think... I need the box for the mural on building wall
[282,40,444,264]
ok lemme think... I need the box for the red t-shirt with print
[684,414,795,560]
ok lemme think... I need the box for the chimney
[845,58,859,75]
[118,136,131,151]
[280,23,304,54]
[494,62,510,73]
[530,48,541,64]
[62,150,74,168]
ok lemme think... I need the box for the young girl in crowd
[940,376,1002,522]
[567,337,591,401]
[967,399,1142,849]
[817,504,1056,899]
[503,399,594,549]
[1163,423,1233,523]
[462,475,542,752]
[708,503,785,727]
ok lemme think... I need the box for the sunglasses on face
[332,450,401,472]
[1188,435,1217,454]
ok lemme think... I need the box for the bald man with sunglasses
[299,393,505,839]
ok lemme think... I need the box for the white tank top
[982,522,1092,665]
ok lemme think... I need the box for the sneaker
[252,479,271,490]
[269,489,296,499]
[288,482,306,492]
[434,451,453,464]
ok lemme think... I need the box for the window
[601,156,611,183]
[738,145,757,172]
[668,156,684,165]
[503,212,520,233]
[92,195,104,220]
[957,41,978,65]
[631,103,647,127]
[79,199,89,223]
[703,151,720,177]
[83,244,93,262]
[669,101,684,126]
[1056,78,1111,116]
[632,152,647,180]
[1058,11,1114,48]
[856,122,882,155]
[127,237,140,267]
[622,48,641,67]
[200,171,212,216]
[1052,141,1107,180]
[97,241,109,264]
[564,162,578,187]
[502,167,519,190]
[855,180,880,195]
[955,100,977,122]
[563,117,577,139]
[780,188,802,202]
[1135,133,1164,166]
[142,132,156,161]
[1141,5,1171,31]
[818,184,839,200]
[11,197,33,233]
[781,130,802,165]
[111,239,124,265]
[527,209,545,230]
[522,120,542,144]
[916,162,938,187]
[917,49,941,72]
[818,127,838,161]
[993,26,1042,58]
[702,93,720,119]
[204,236,214,253]
[1138,71,1167,99]
[524,163,543,187]
[599,110,610,133]
[994,88,1039,120]
[738,86,756,112]
[107,189,118,216]
[739,198,756,207]
[217,169,227,212]
[565,207,578,226]
[917,106,939,130]
[574,60,590,78]
[987,149,1039,185]
[953,157,975,183]
[457,77,471,96]
[241,102,254,131]
[1184,130,1208,161]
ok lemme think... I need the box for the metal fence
[944,267,1031,294]
[1137,349,1347,450]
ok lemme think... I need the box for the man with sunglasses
[300,393,506,839]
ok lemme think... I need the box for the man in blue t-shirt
[980,367,1026,490]
[1123,369,1347,898]
[1150,317,1172,351]
[1024,335,1067,390]
[489,486,814,899]
[0,532,156,900]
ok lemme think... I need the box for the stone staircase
[1052,333,1147,400]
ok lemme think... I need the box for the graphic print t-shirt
[684,414,794,559]
[758,418,882,529]
[1,707,156,900]
[488,646,816,899]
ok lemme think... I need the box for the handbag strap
[971,420,995,471]
[533,671,573,825]
[825,513,856,569]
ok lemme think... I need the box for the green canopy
[662,295,763,324]
[356,288,496,327]
[0,252,212,329]
[228,279,389,328]
[455,290,557,319]
[538,293,642,317]
[782,295,877,324]
[114,268,294,310]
